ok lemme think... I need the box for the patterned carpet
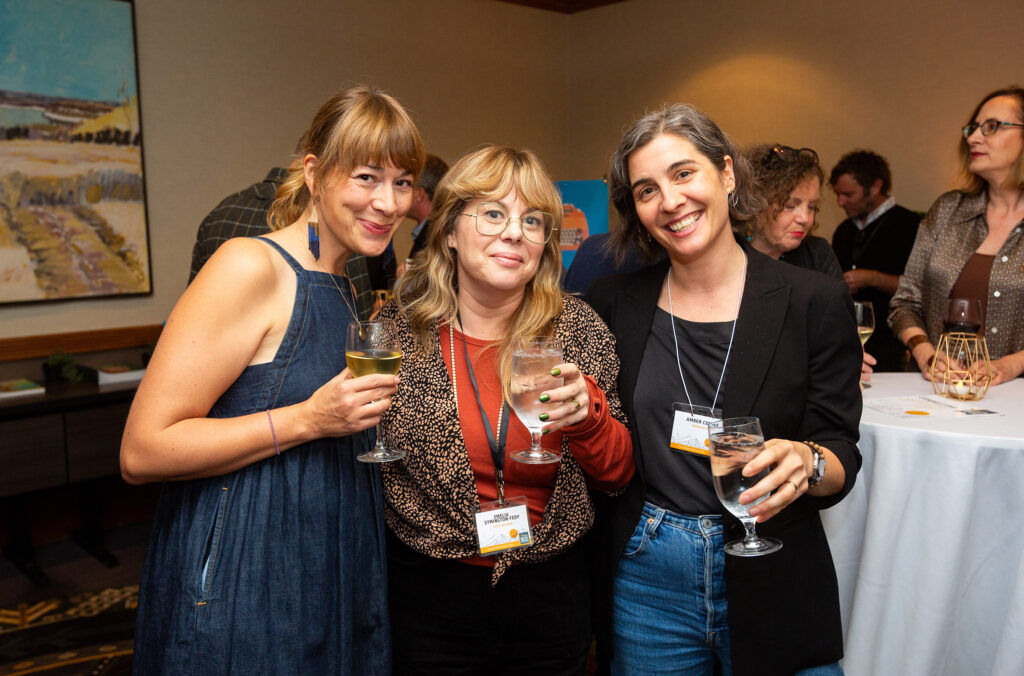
[0,586,136,675]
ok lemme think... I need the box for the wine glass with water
[708,417,782,557]
[509,338,563,464]
[854,301,875,389]
[345,320,404,463]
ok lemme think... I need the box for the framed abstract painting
[0,0,150,305]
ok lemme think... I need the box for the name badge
[670,403,722,457]
[475,496,533,556]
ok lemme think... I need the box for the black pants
[387,532,591,675]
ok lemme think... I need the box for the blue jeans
[611,502,844,676]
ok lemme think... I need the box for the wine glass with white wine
[854,301,874,389]
[708,417,782,557]
[345,320,404,463]
[509,338,563,464]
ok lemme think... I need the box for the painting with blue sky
[0,0,150,305]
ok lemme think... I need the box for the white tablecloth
[822,373,1024,676]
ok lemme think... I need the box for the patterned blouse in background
[889,190,1024,360]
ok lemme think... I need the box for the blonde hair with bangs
[268,85,425,230]
[396,145,564,402]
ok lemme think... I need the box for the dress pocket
[198,480,232,601]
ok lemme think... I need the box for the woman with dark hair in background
[122,86,424,674]
[746,143,843,280]
[890,86,1024,384]
[588,104,862,676]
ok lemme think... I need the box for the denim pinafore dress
[134,238,389,675]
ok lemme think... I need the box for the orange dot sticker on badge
[904,410,930,415]
[509,529,518,538]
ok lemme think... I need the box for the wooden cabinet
[0,414,65,497]
[0,383,135,496]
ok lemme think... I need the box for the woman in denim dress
[121,86,424,674]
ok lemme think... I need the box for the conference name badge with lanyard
[450,318,533,556]
[664,254,745,457]
[475,496,532,555]
[670,403,722,457]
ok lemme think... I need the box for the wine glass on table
[346,320,404,463]
[945,298,982,335]
[854,301,875,388]
[708,417,782,557]
[510,338,563,464]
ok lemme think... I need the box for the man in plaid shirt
[188,167,374,320]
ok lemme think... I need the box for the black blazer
[587,242,862,676]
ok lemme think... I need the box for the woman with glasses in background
[890,86,1024,385]
[377,144,633,674]
[745,144,843,280]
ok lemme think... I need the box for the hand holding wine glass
[853,301,875,388]
[346,320,405,463]
[510,338,564,464]
[708,417,782,557]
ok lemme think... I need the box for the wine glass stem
[530,431,543,453]
[741,518,759,547]
[375,422,386,451]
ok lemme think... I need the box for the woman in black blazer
[587,104,862,676]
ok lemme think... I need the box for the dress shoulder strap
[254,236,305,275]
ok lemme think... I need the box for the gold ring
[787,480,799,493]
[571,398,582,413]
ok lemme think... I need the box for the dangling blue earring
[308,200,320,261]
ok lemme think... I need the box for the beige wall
[3,0,1022,340]
[568,0,1024,232]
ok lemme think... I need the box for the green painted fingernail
[539,393,550,403]
[539,412,549,421]
[550,367,561,376]
[542,428,550,435]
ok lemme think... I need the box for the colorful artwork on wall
[556,180,609,269]
[0,0,150,305]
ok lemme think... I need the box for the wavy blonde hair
[267,85,425,230]
[396,145,564,401]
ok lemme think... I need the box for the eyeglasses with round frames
[962,118,1024,139]
[761,144,819,167]
[461,202,556,245]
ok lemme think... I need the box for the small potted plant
[42,350,96,384]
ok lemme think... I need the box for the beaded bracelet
[266,410,281,455]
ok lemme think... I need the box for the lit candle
[951,380,970,397]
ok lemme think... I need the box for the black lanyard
[456,313,511,503]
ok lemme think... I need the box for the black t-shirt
[635,307,733,515]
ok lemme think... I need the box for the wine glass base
[357,447,406,463]
[510,448,561,464]
[724,536,782,557]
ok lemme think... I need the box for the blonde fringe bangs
[396,145,565,402]
[267,86,425,231]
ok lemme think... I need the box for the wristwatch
[804,441,826,487]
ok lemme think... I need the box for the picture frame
[0,0,151,305]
